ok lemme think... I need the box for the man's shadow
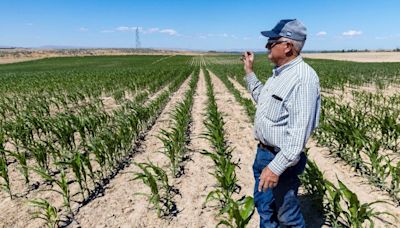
[298,193,326,228]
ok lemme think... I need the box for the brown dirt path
[208,70,260,227]
[227,77,255,105]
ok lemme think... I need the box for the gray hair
[280,37,305,54]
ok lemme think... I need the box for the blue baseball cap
[261,19,307,41]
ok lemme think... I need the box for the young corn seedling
[29,142,50,172]
[57,151,90,199]
[217,196,255,228]
[0,128,12,198]
[202,68,254,227]
[0,149,11,198]
[158,99,192,177]
[337,179,395,228]
[32,167,73,214]
[299,158,326,211]
[324,178,394,227]
[389,161,400,203]
[29,199,60,228]
[9,150,29,185]
[133,161,177,217]
[158,128,182,177]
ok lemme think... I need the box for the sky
[1,0,400,51]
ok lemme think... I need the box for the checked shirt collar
[272,55,303,77]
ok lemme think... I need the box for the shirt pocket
[264,94,284,122]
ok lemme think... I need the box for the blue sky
[1,0,400,51]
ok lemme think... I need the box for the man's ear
[285,43,294,56]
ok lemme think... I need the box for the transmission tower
[135,27,141,49]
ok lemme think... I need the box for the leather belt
[258,142,278,154]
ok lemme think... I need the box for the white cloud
[79,27,88,32]
[316,31,327,36]
[101,30,115,33]
[116,26,142,32]
[116,26,130,31]
[159,29,178,36]
[342,30,362,37]
[145,28,160,34]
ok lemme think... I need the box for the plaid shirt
[245,56,321,176]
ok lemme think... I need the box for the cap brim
[261,30,280,38]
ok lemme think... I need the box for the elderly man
[242,19,321,227]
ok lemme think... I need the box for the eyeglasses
[265,40,289,50]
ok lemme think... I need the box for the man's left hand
[258,166,279,192]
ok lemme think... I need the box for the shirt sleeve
[245,72,264,104]
[268,80,320,176]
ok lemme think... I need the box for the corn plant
[201,68,254,226]
[29,199,60,228]
[157,71,199,177]
[133,161,177,217]
[32,167,73,213]
[0,148,11,198]
[9,150,29,184]
[325,179,394,228]
[217,196,255,228]
[57,151,93,199]
[299,158,326,211]
[315,93,400,203]
[389,161,400,198]
[364,141,391,189]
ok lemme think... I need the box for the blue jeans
[253,146,306,228]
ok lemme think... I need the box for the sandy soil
[322,84,400,104]
[227,77,255,105]
[303,52,400,62]
[0,57,46,64]
[0,49,205,65]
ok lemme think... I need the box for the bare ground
[322,84,400,104]
[0,49,205,65]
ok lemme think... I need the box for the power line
[135,27,141,49]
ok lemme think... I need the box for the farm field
[0,54,399,227]
[302,52,400,63]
